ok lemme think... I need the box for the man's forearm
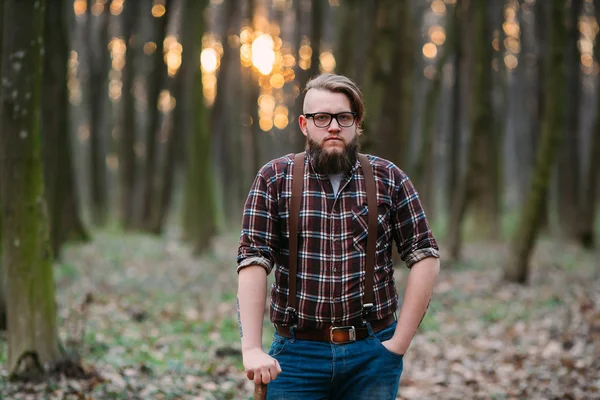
[238,265,268,352]
[389,256,440,354]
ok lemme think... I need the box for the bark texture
[504,0,567,283]
[42,0,89,259]
[181,0,216,254]
[0,0,62,378]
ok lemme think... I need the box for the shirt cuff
[405,248,440,269]
[237,256,273,275]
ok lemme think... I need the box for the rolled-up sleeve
[237,168,280,275]
[392,172,440,268]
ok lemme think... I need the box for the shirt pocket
[351,200,392,255]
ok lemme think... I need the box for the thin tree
[577,1,600,249]
[181,0,215,254]
[42,0,89,259]
[557,0,583,238]
[85,0,111,225]
[504,0,567,283]
[414,6,459,219]
[447,0,495,260]
[118,0,139,230]
[289,0,323,153]
[242,0,261,181]
[0,0,62,378]
[375,0,414,168]
[140,0,171,229]
[0,0,5,332]
[210,0,242,228]
[352,0,379,89]
[447,0,463,217]
[150,6,186,234]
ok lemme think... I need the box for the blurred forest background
[0,0,599,398]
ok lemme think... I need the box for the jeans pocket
[268,334,289,357]
[373,323,404,361]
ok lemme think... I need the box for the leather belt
[276,314,395,344]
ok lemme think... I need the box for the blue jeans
[266,321,404,400]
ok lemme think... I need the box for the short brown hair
[304,74,365,132]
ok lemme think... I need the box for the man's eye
[339,114,352,122]
[315,115,329,121]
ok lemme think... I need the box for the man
[237,74,440,399]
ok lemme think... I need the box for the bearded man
[236,73,440,399]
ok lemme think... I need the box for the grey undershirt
[329,173,344,195]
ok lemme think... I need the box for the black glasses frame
[304,112,358,128]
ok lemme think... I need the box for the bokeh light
[201,48,219,73]
[422,43,437,59]
[252,34,276,75]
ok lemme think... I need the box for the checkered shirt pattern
[237,153,440,329]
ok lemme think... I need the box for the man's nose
[328,118,341,131]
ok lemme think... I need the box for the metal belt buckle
[330,326,356,344]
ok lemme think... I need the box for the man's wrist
[389,336,410,354]
[242,344,263,354]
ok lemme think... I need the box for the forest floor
[0,229,599,400]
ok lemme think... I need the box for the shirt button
[333,237,338,242]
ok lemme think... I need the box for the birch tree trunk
[0,0,63,378]
[504,0,567,283]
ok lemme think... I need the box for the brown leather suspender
[287,152,377,325]
[286,153,305,323]
[358,154,377,320]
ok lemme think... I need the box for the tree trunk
[140,0,171,229]
[0,0,63,378]
[242,0,261,183]
[352,0,379,89]
[577,2,600,249]
[150,8,185,234]
[468,0,498,239]
[334,0,358,77]
[181,0,216,254]
[86,0,111,226]
[0,0,6,332]
[118,1,139,230]
[289,0,306,152]
[557,0,583,238]
[532,0,549,230]
[42,0,89,260]
[447,0,495,260]
[504,0,567,284]
[375,0,413,168]
[210,0,241,230]
[447,0,463,217]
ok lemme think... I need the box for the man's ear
[299,114,308,137]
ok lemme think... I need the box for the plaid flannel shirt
[237,153,440,329]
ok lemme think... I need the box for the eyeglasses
[304,112,358,128]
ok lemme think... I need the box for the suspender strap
[358,154,377,321]
[287,152,305,324]
[286,152,377,325]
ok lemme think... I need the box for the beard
[306,134,359,175]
